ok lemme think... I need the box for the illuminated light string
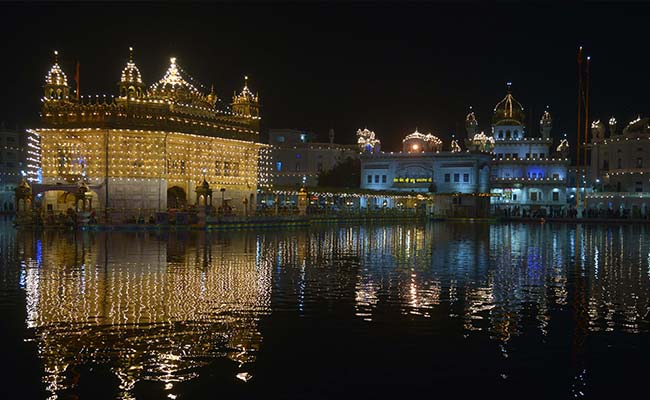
[28,128,264,188]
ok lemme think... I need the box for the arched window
[498,130,504,139]
[506,130,511,139]
[513,130,519,139]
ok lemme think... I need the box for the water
[1,220,649,399]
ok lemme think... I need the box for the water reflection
[16,230,272,399]
[5,222,650,398]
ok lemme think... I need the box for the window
[505,153,511,159]
[512,154,518,159]
[531,172,537,179]
[498,131,504,139]
[539,153,545,158]
[513,130,519,139]
[636,181,643,192]
[552,192,559,202]
[295,162,300,172]
[498,153,503,159]
[617,158,622,169]
[552,173,559,179]
[275,135,285,143]
[367,175,372,184]
[603,160,609,171]
[382,175,387,183]
[512,194,517,201]
[215,161,222,175]
[530,192,538,201]
[525,153,530,158]
[180,161,185,174]
[637,158,643,168]
[463,173,469,182]
[453,173,460,182]
[506,130,511,139]
[444,173,450,183]
[317,162,323,172]
[275,161,282,172]
[7,137,15,143]
[374,175,379,183]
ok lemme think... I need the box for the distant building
[0,123,25,212]
[267,128,358,188]
[482,84,570,216]
[359,128,492,217]
[586,117,650,217]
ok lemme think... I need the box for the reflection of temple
[17,230,271,399]
[27,49,262,215]
[345,223,650,346]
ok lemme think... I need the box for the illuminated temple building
[586,117,650,217]
[27,49,262,214]
[359,128,493,217]
[484,84,570,215]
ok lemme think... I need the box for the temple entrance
[167,186,187,209]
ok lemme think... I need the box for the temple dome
[149,57,210,107]
[45,51,68,87]
[120,47,143,85]
[492,84,525,126]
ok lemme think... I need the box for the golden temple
[27,49,264,214]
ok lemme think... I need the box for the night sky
[2,2,650,153]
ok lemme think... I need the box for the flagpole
[576,47,583,210]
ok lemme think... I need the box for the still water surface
[1,221,649,399]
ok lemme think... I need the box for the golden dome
[45,50,68,86]
[149,57,207,106]
[120,47,143,85]
[492,83,525,126]
[233,76,258,103]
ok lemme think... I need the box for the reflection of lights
[21,231,272,399]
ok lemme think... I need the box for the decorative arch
[167,186,187,209]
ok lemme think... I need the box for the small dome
[466,110,477,124]
[45,51,68,86]
[493,83,525,126]
[120,47,143,85]
[18,178,31,189]
[233,76,258,103]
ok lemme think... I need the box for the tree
[317,157,360,188]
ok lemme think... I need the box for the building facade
[267,128,358,188]
[586,117,650,217]
[360,128,492,216]
[0,124,25,211]
[482,85,570,216]
[28,49,262,216]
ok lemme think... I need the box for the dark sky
[2,1,650,152]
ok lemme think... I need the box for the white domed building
[485,84,570,216]
[359,128,492,217]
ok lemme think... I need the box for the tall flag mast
[74,59,80,101]
[583,56,591,210]
[576,47,583,209]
